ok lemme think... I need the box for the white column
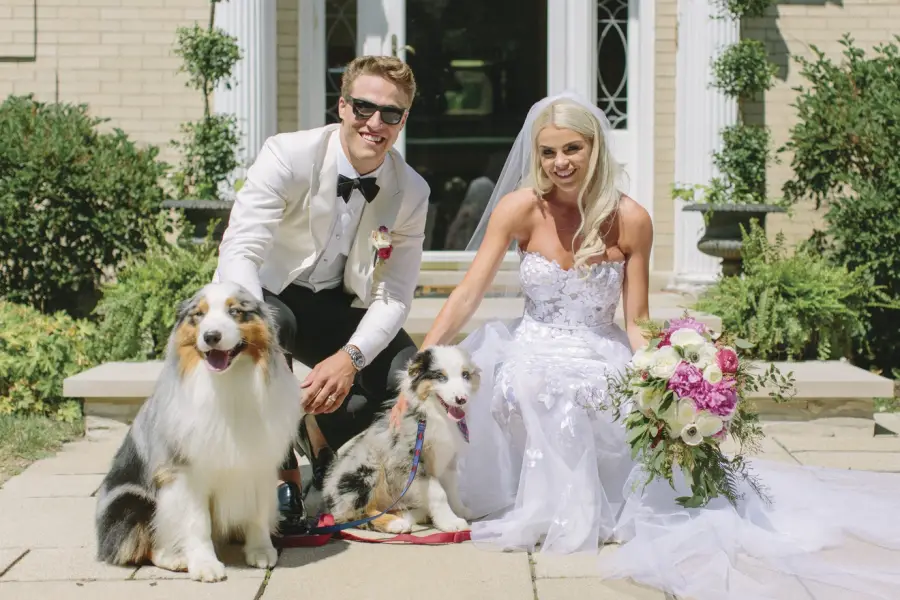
[214,0,278,188]
[670,0,739,292]
[546,0,596,99]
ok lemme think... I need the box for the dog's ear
[406,348,433,380]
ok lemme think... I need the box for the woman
[395,93,900,599]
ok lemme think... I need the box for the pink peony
[716,347,739,374]
[666,361,708,400]
[696,380,738,417]
[658,316,709,347]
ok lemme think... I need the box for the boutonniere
[371,225,393,267]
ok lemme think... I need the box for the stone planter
[682,203,786,276]
[161,199,234,243]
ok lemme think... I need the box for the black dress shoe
[275,481,309,536]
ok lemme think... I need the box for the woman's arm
[420,190,532,349]
[618,196,654,352]
[389,190,532,427]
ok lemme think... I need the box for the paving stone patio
[1,414,897,600]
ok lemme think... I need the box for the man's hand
[389,393,409,430]
[301,351,357,415]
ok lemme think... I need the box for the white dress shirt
[292,145,384,291]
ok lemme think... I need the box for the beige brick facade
[743,0,900,248]
[653,0,678,274]
[2,0,896,268]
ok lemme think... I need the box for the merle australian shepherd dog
[94,282,302,583]
[320,346,480,534]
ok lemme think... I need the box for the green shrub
[0,94,169,318]
[0,301,99,422]
[91,227,219,362]
[781,35,900,374]
[693,222,891,362]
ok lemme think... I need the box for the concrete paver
[1,548,136,582]
[536,577,667,600]
[1,411,897,598]
[263,541,535,599]
[0,550,26,577]
[792,450,900,471]
[0,473,103,499]
[0,497,97,549]
[0,579,264,600]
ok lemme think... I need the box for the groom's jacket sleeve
[215,133,306,301]
[347,173,430,363]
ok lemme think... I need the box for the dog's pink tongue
[448,406,465,421]
[205,350,229,371]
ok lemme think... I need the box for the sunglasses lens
[380,110,403,125]
[350,98,404,125]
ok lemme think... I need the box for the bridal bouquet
[608,314,795,509]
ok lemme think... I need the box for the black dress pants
[263,284,417,468]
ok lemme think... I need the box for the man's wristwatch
[341,344,366,371]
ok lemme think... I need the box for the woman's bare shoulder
[616,194,653,251]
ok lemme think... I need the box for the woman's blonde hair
[521,99,622,269]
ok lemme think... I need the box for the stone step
[64,358,894,428]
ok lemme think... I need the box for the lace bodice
[518,251,624,328]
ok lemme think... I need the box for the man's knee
[386,339,418,393]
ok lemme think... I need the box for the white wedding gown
[455,250,900,600]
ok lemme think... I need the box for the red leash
[276,513,472,547]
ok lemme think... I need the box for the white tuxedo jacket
[215,124,430,363]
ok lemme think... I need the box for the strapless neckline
[517,249,625,275]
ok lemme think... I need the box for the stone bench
[64,355,894,429]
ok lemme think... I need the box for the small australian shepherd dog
[321,345,480,534]
[94,282,302,583]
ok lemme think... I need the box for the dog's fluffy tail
[95,435,156,566]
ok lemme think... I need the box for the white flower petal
[696,413,724,437]
[680,423,704,446]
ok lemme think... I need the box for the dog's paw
[434,516,470,533]
[243,543,278,569]
[384,517,413,534]
[150,549,187,573]
[187,554,227,583]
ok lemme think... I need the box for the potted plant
[163,0,243,243]
[676,0,786,276]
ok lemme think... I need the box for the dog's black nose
[203,330,222,345]
[456,397,467,405]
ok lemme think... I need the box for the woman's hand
[389,393,408,429]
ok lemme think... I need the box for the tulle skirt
[455,316,900,600]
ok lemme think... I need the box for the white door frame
[298,0,654,268]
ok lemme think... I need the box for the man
[215,55,428,536]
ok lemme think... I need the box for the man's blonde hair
[340,56,417,107]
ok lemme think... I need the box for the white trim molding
[214,0,278,177]
[298,0,326,131]
[669,0,738,292]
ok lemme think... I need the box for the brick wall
[743,0,900,247]
[276,0,299,134]
[652,0,678,275]
[0,0,212,166]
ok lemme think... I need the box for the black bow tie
[337,174,380,203]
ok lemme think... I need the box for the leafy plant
[91,216,219,362]
[169,0,243,200]
[693,221,894,362]
[713,0,774,19]
[0,300,100,422]
[712,39,779,101]
[781,35,900,374]
[0,94,169,318]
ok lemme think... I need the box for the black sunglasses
[344,96,407,125]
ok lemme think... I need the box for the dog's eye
[461,371,471,381]
[437,372,448,382]
[229,307,244,317]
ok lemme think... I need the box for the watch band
[341,344,366,370]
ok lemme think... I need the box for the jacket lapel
[308,125,341,251]
[345,148,406,302]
